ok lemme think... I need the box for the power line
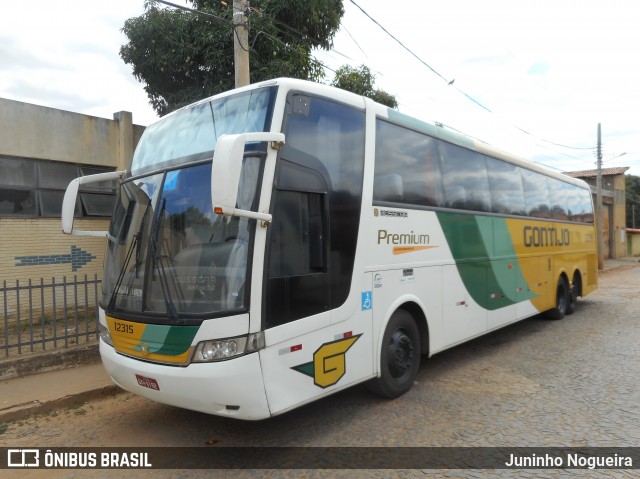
[155,0,230,25]
[154,0,337,74]
[251,29,339,74]
[347,0,595,154]
[348,0,449,84]
[342,25,366,59]
[248,6,354,63]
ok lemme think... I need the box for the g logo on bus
[291,335,362,388]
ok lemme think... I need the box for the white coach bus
[62,78,597,420]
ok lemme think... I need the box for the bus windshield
[131,86,277,175]
[103,160,261,320]
[101,86,277,320]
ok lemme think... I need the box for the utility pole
[233,0,250,88]
[596,123,604,270]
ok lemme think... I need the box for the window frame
[0,155,116,218]
[372,119,594,224]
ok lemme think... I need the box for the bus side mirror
[61,170,124,237]
[211,132,284,223]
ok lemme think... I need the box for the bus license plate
[135,374,160,391]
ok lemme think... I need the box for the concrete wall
[580,173,628,259]
[628,230,640,257]
[0,98,145,170]
[611,174,627,258]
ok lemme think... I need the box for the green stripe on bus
[436,212,535,310]
[138,324,199,356]
[155,326,199,356]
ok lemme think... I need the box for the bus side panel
[371,266,443,359]
[441,264,487,346]
[487,259,518,330]
[515,256,549,318]
[506,219,597,312]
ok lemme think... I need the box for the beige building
[0,97,146,318]
[627,229,640,256]
[564,167,629,259]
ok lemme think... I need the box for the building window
[0,156,115,217]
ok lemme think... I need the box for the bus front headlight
[192,332,264,363]
[98,322,114,347]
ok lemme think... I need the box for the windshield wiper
[107,232,139,314]
[148,198,181,322]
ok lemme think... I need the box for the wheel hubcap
[388,329,415,380]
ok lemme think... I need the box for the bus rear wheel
[367,309,420,398]
[545,277,569,320]
[566,274,581,315]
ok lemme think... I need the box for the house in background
[564,167,629,259]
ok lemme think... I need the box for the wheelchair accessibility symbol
[361,291,372,311]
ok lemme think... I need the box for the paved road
[2,262,639,478]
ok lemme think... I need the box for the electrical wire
[155,1,338,74]
[251,29,339,74]
[348,0,449,84]
[347,0,596,154]
[248,6,354,62]
[152,0,609,166]
[155,0,230,25]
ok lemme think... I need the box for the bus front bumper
[100,340,271,420]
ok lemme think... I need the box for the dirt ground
[2,261,639,478]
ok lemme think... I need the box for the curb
[602,259,640,272]
[0,385,123,423]
[0,343,100,381]
[0,344,124,423]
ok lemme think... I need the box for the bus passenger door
[264,188,330,325]
[259,93,368,416]
[259,172,370,415]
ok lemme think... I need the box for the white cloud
[1,0,639,174]
[0,0,159,125]
[320,0,640,175]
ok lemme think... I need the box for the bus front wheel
[545,277,569,320]
[367,309,420,398]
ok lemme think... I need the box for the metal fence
[1,275,101,358]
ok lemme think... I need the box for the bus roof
[162,77,591,191]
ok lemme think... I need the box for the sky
[1,0,639,175]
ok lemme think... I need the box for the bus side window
[522,168,551,218]
[440,142,491,212]
[548,177,569,220]
[266,188,330,328]
[267,94,365,328]
[486,156,526,216]
[373,119,442,207]
[269,190,326,278]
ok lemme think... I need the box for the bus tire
[566,274,581,315]
[545,277,569,320]
[566,285,577,315]
[367,309,420,398]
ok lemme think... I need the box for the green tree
[627,174,640,228]
[121,0,344,116]
[331,64,398,108]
